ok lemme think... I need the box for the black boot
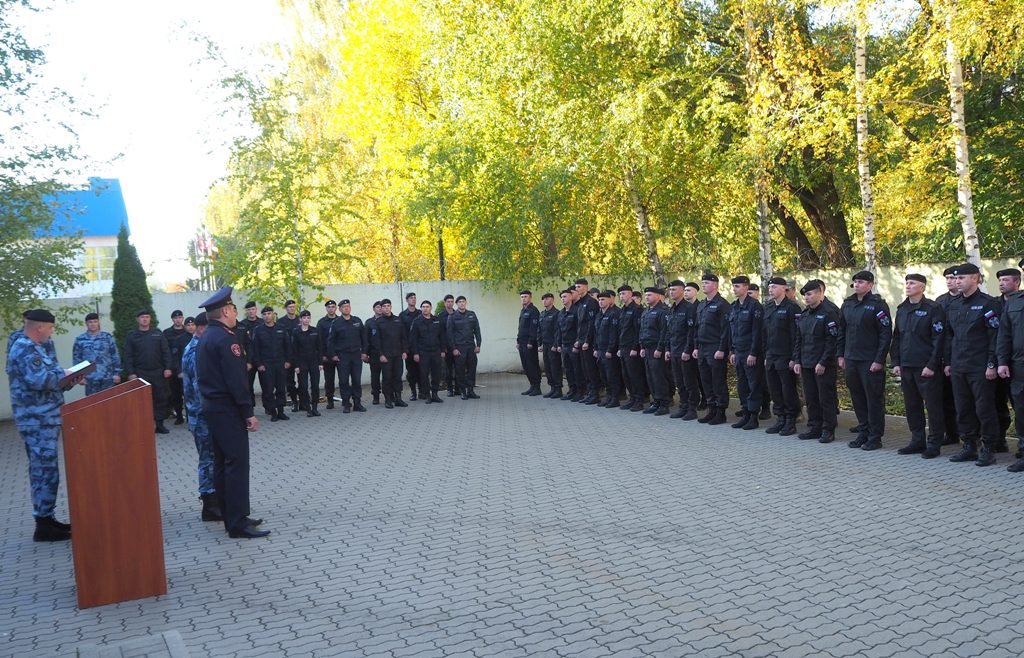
[394,395,409,407]
[759,406,772,420]
[975,446,997,466]
[707,408,727,425]
[201,494,224,521]
[949,440,978,462]
[670,406,687,419]
[697,408,716,423]
[467,388,480,399]
[33,516,71,542]
[430,392,443,403]
[799,426,822,441]
[269,409,279,422]
[352,399,367,412]
[741,414,759,430]
[461,389,469,400]
[922,439,942,459]
[528,385,542,397]
[682,408,698,421]
[551,388,563,400]
[1007,456,1024,472]
[818,430,836,443]
[898,433,927,455]
[410,384,418,401]
[326,398,334,409]
[372,393,380,405]
[848,433,868,449]
[765,417,786,434]
[731,411,751,429]
[277,407,290,421]
[291,395,299,413]
[155,422,170,435]
[653,403,669,416]
[629,398,648,412]
[385,395,395,409]
[342,401,352,413]
[779,416,797,437]
[643,401,660,414]
[561,389,575,401]
[447,387,456,397]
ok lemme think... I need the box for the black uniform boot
[818,430,836,443]
[630,398,648,412]
[682,408,698,421]
[291,394,299,413]
[528,385,542,397]
[372,393,380,405]
[697,408,716,423]
[731,412,751,429]
[707,408,728,425]
[765,417,786,434]
[653,403,669,416]
[394,395,409,407]
[922,439,942,459]
[448,386,456,397]
[155,422,170,434]
[551,388,563,400]
[898,433,927,455]
[948,441,978,462]
[201,494,224,521]
[975,446,997,466]
[779,416,797,437]
[385,395,395,409]
[542,387,554,398]
[799,426,822,440]
[352,400,367,412]
[326,398,334,409]
[430,392,443,403]
[670,406,687,419]
[33,516,71,542]
[269,409,279,422]
[310,406,321,417]
[848,433,868,449]
[410,384,418,401]
[643,401,660,414]
[277,407,290,421]
[741,414,759,430]
[467,388,480,399]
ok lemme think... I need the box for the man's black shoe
[353,401,367,412]
[799,429,822,441]
[395,399,409,407]
[174,416,185,425]
[372,395,380,405]
[643,403,660,414]
[277,410,290,421]
[307,410,317,417]
[430,394,443,403]
[561,390,575,400]
[682,410,698,421]
[861,440,882,451]
[922,446,941,459]
[818,431,835,443]
[741,416,759,430]
[229,526,271,539]
[949,444,978,462]
[765,418,785,434]
[849,424,864,434]
[467,389,480,399]
[605,400,620,409]
[1007,457,1024,472]
[292,401,300,413]
[731,412,750,429]
[410,392,418,401]
[779,419,797,436]
[848,435,868,449]
[670,408,687,419]
[975,447,997,466]
[698,409,715,424]
[326,399,334,409]
[243,517,263,526]
[155,423,170,435]
[529,386,542,396]
[707,409,727,425]
[654,405,669,416]
[630,399,648,412]
[342,406,352,414]
[270,413,279,422]
[385,399,395,408]
[521,387,533,395]
[33,517,71,542]
[898,441,926,455]
[461,392,469,400]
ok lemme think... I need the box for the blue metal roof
[46,177,130,237]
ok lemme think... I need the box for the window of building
[82,246,117,283]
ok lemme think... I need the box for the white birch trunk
[945,0,981,264]
[744,3,772,281]
[855,0,877,273]
[623,167,666,286]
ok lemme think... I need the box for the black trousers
[285,365,298,402]
[899,366,945,441]
[542,345,562,388]
[337,353,364,403]
[454,347,478,390]
[765,357,800,418]
[995,378,1012,441]
[644,349,671,404]
[621,352,648,400]
[735,353,763,413]
[599,353,622,399]
[1010,366,1024,440]
[844,360,886,440]
[418,351,443,393]
[444,352,457,391]
[561,347,581,394]
[405,355,420,393]
[295,360,321,411]
[258,362,287,413]
[519,345,542,387]
[138,369,169,422]
[168,375,184,419]
[579,346,601,395]
[671,356,700,410]
[697,347,729,410]
[942,372,959,440]
[206,401,251,534]
[369,353,382,397]
[322,357,338,399]
[801,366,838,432]
[951,369,1000,448]
[380,354,404,399]
[247,366,258,407]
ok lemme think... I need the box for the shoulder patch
[231,344,242,357]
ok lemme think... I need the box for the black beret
[574,278,589,285]
[617,284,633,293]
[668,279,685,287]
[372,300,383,307]
[519,290,532,296]
[284,300,296,306]
[731,275,750,285]
[685,282,700,290]
[380,298,392,305]
[952,263,980,275]
[997,268,1021,279]
[195,312,208,326]
[560,289,574,296]
[800,279,825,295]
[588,287,599,294]
[851,270,875,283]
[171,309,183,318]
[767,276,787,286]
[943,266,957,276]
[597,290,613,299]
[136,309,153,317]
[643,286,665,295]
[338,299,351,305]
[443,294,454,301]
[786,279,797,289]
[541,293,555,300]
[25,309,55,323]
[325,299,336,306]
[701,272,719,282]
[299,310,311,318]
[244,301,257,309]
[85,312,100,321]
[749,283,759,291]
[184,316,195,324]
[456,295,467,303]
[199,286,234,312]
[905,273,927,284]
[261,306,273,314]
[405,292,416,300]
[420,299,432,306]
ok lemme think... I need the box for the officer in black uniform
[290,310,323,417]
[695,274,730,425]
[557,289,582,401]
[639,286,671,416]
[683,282,707,413]
[616,285,648,411]
[124,309,173,434]
[317,300,340,408]
[437,295,458,396]
[666,280,699,419]
[839,270,892,451]
[572,279,602,404]
[370,298,408,408]
[366,301,384,404]
[330,299,368,413]
[594,291,623,407]
[993,268,1020,451]
[399,293,422,400]
[238,301,261,407]
[763,276,801,436]
[251,306,290,421]
[410,300,446,403]
[447,295,482,399]
[277,300,301,411]
[891,273,947,457]
[998,269,1024,471]
[196,287,269,539]
[516,290,542,396]
[794,280,841,443]
[944,262,1003,466]
[539,293,563,398]
[936,266,961,445]
[164,309,191,425]
[728,275,765,430]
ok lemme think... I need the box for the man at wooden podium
[196,287,270,539]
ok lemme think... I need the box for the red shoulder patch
[231,344,242,357]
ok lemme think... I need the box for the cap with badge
[260,306,273,314]
[905,273,927,284]
[184,316,196,324]
[617,284,633,293]
[171,309,184,318]
[685,281,700,290]
[996,268,1021,279]
[24,309,56,323]
[244,301,257,309]
[701,272,719,282]
[380,298,392,305]
[200,286,235,312]
[851,270,874,285]
[339,299,350,306]
[952,262,980,275]
[749,283,759,292]
[643,286,666,296]
[668,279,685,288]
[597,290,613,299]
[767,276,787,286]
[299,310,311,318]
[325,299,336,306]
[800,279,825,295]
[731,275,750,285]
[942,266,957,277]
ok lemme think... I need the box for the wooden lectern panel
[61,379,167,609]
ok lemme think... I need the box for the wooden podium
[61,378,167,609]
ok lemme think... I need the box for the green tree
[110,224,154,357]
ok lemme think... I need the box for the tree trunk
[944,0,981,264]
[437,227,446,281]
[755,179,773,280]
[623,167,666,287]
[788,152,856,267]
[855,0,878,273]
[744,3,773,281]
[767,195,822,269]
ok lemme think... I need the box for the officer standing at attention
[124,309,173,434]
[945,263,1002,466]
[238,301,261,407]
[252,306,291,421]
[277,300,301,411]
[557,289,582,401]
[890,273,947,458]
[794,280,841,443]
[998,271,1024,472]
[594,291,623,407]
[838,270,892,451]
[728,275,765,430]
[195,288,268,539]
[290,310,323,417]
[936,266,962,446]
[448,295,482,399]
[317,300,340,408]
[399,293,422,401]
[762,276,801,436]
[516,290,543,396]
[638,286,671,416]
[7,309,84,541]
[695,274,730,425]
[181,312,222,522]
[616,285,648,411]
[164,310,192,425]
[993,268,1021,451]
[573,279,602,404]
[410,300,446,403]
[329,299,369,413]
[371,299,409,408]
[666,280,699,419]
[538,293,563,398]
[72,312,122,395]
[366,301,384,404]
[436,295,458,396]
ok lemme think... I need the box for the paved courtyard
[2,373,1024,658]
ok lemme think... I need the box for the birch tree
[854,0,878,273]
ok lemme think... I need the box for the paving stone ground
[2,373,1024,658]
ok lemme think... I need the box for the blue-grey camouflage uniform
[181,335,214,495]
[8,329,56,359]
[6,335,66,518]
[72,330,122,395]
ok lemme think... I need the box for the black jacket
[251,323,290,366]
[574,296,599,346]
[124,328,171,374]
[728,296,764,356]
[695,293,729,352]
[666,300,695,355]
[639,302,669,350]
[891,298,945,370]
[410,314,446,354]
[998,292,1024,366]
[617,300,644,353]
[517,303,540,346]
[163,327,192,373]
[945,288,1001,372]
[370,314,407,356]
[795,298,842,368]
[539,307,560,347]
[763,297,801,362]
[330,315,368,355]
[290,326,323,364]
[838,292,892,363]
[447,309,482,349]
[557,306,578,348]
[594,306,621,353]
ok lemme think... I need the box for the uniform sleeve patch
[231,344,242,357]
[933,322,944,333]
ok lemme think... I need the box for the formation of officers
[516,265,1024,471]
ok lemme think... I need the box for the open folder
[59,360,97,388]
